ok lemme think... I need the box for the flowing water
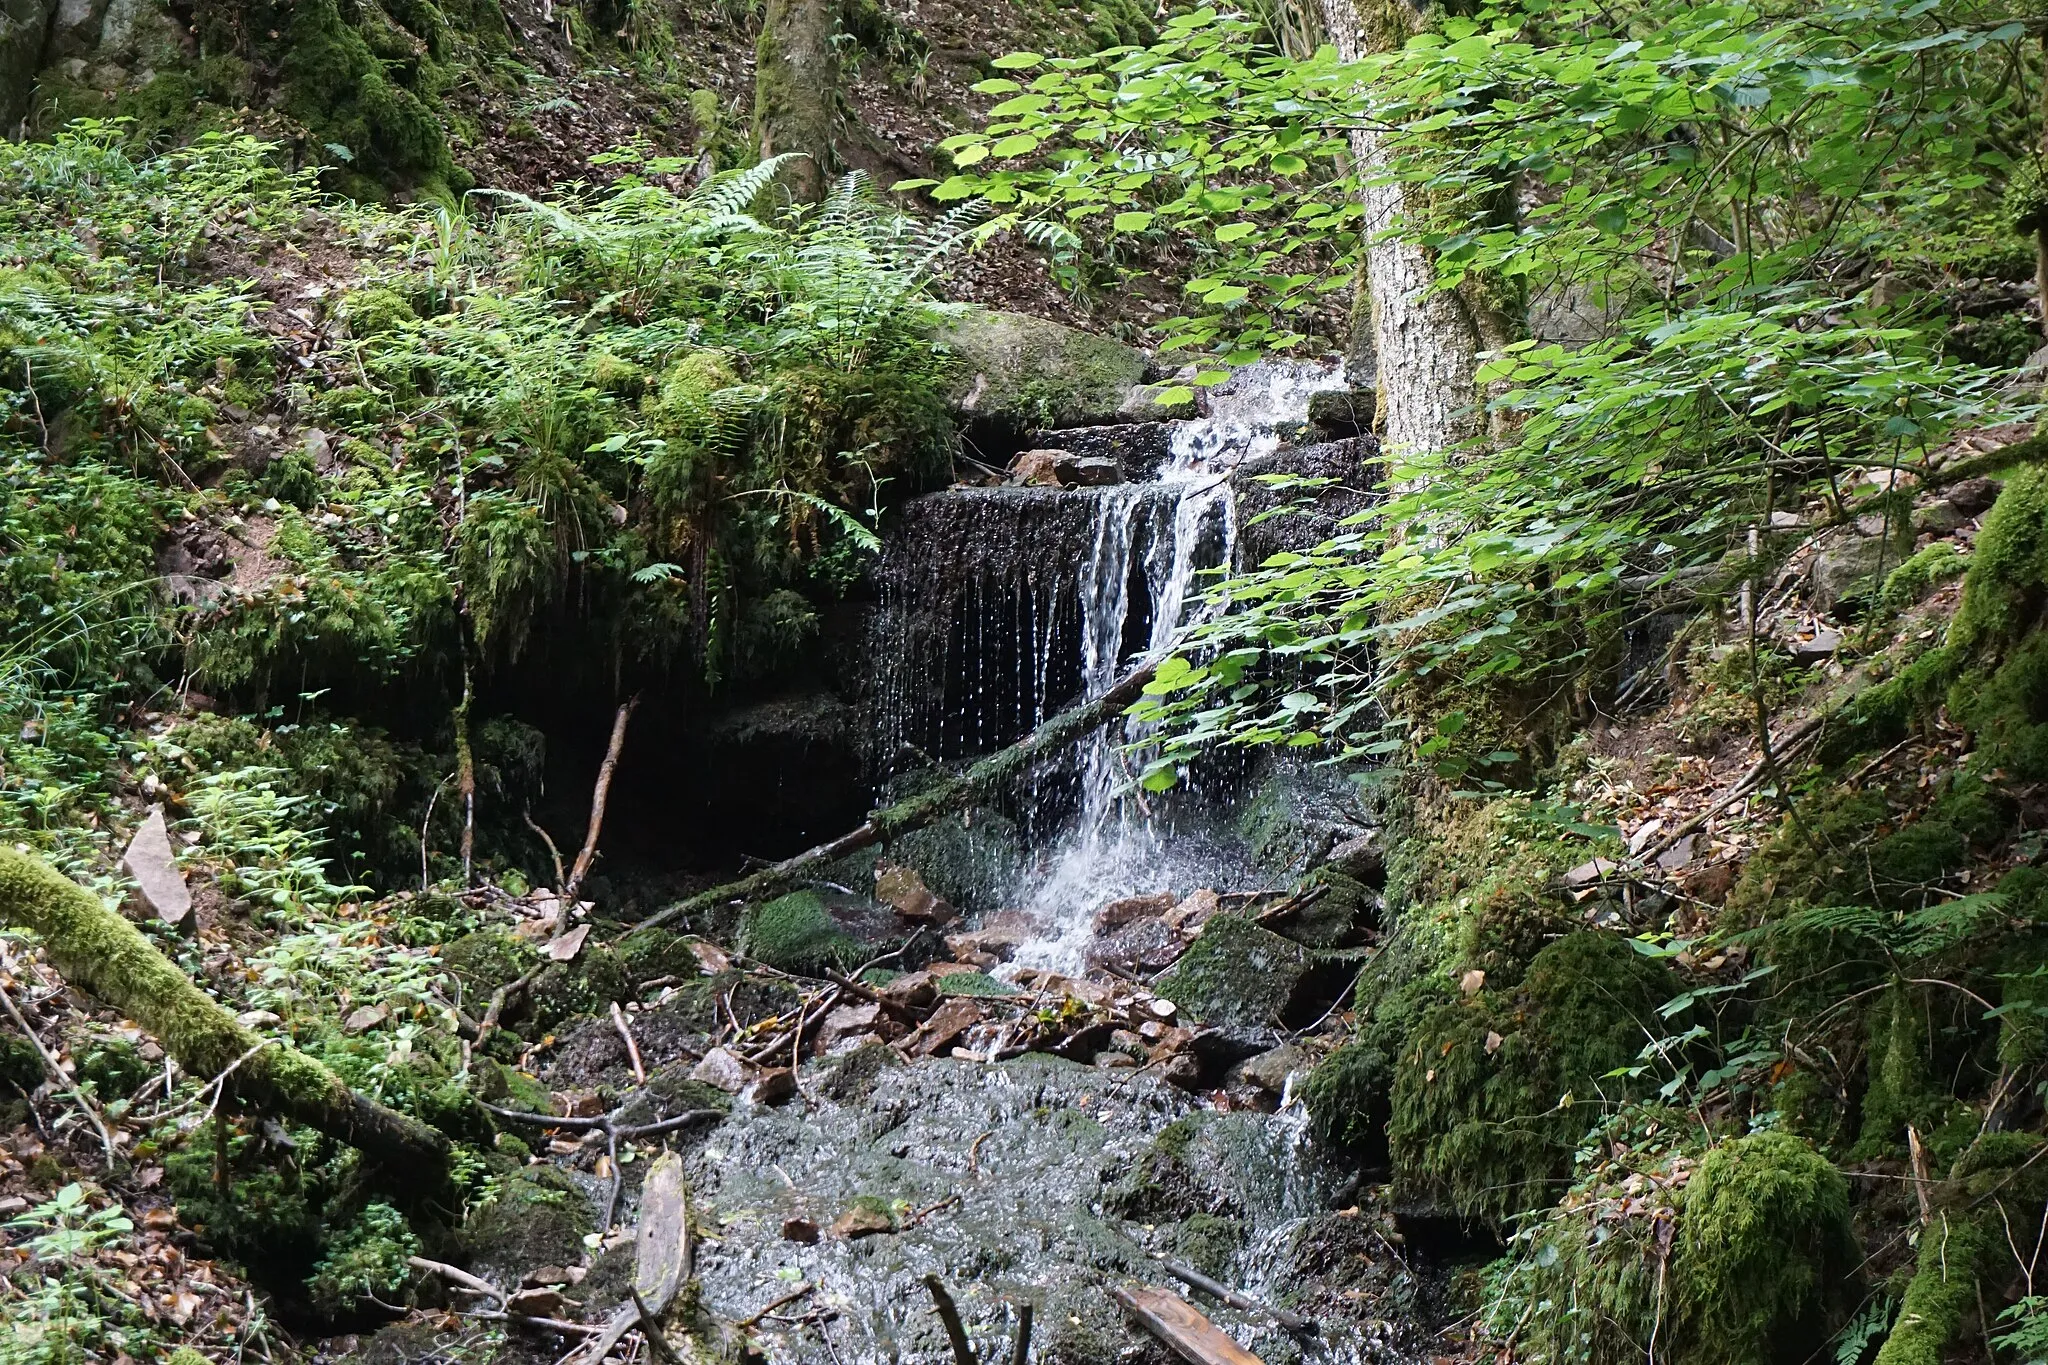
[871,360,1348,969]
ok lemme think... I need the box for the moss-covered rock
[1507,1132,1858,1365]
[1152,915,1314,1030]
[1388,932,1670,1224]
[461,1164,593,1286]
[936,309,1145,432]
[739,889,892,976]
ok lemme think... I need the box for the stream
[632,363,1425,1364]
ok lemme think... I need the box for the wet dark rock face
[589,1054,1424,1365]
[1236,436,1379,566]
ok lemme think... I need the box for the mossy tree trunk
[0,846,451,1177]
[754,0,837,204]
[1315,0,1520,459]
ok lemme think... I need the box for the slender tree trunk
[1316,0,1520,459]
[754,0,837,204]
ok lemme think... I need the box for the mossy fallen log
[0,845,451,1176]
[635,656,1162,935]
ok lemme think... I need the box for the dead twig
[1010,1302,1033,1365]
[566,694,641,900]
[736,1281,816,1329]
[0,971,115,1166]
[612,1001,648,1085]
[922,1274,978,1365]
[408,1255,506,1305]
[524,806,569,890]
[906,1192,962,1227]
[630,1287,683,1365]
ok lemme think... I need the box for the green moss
[306,1201,420,1315]
[341,287,420,339]
[1172,1212,1245,1281]
[75,1037,149,1099]
[1880,540,1968,609]
[1507,1132,1856,1365]
[461,1165,593,1276]
[1677,1132,1859,1361]
[739,890,867,975]
[440,930,541,1000]
[1302,1040,1389,1160]
[0,1035,40,1095]
[1151,915,1313,1029]
[934,970,1019,998]
[1389,933,1669,1224]
[1856,982,1945,1157]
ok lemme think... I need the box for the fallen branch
[566,694,640,900]
[637,657,1163,934]
[408,1255,505,1305]
[0,966,116,1165]
[1010,1302,1033,1365]
[1637,713,1827,865]
[1152,1256,1313,1336]
[0,846,450,1176]
[923,1274,978,1365]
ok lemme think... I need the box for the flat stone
[1095,892,1177,933]
[1234,1043,1312,1093]
[121,806,190,927]
[908,998,983,1058]
[830,1204,893,1239]
[873,862,950,923]
[1945,476,2003,516]
[1788,627,1843,665]
[1087,917,1185,973]
[816,1002,882,1055]
[689,1046,751,1093]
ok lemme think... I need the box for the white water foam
[1011,359,1346,972]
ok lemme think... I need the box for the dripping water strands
[1011,360,1347,970]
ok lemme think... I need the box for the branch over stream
[0,846,451,1176]
[634,655,1163,934]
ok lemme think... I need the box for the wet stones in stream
[578,1052,1422,1365]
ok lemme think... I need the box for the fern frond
[690,155,807,218]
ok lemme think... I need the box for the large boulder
[937,310,1146,431]
[1151,915,1315,1030]
[1,0,56,127]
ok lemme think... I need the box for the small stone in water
[781,1217,820,1244]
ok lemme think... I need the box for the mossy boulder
[1509,1131,1857,1365]
[529,942,629,1032]
[1151,915,1314,1030]
[440,930,540,1001]
[461,1165,593,1286]
[739,889,894,976]
[936,309,1145,431]
[1388,932,1671,1224]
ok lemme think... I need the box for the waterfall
[868,358,1346,968]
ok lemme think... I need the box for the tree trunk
[0,846,451,1177]
[754,0,837,204]
[1317,0,1519,459]
[632,656,1162,935]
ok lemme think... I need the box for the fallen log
[1109,1284,1265,1365]
[635,655,1164,934]
[0,845,451,1176]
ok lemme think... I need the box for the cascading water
[865,359,1349,967]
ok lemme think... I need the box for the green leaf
[990,134,1042,158]
[1113,211,1155,232]
[990,51,1044,69]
